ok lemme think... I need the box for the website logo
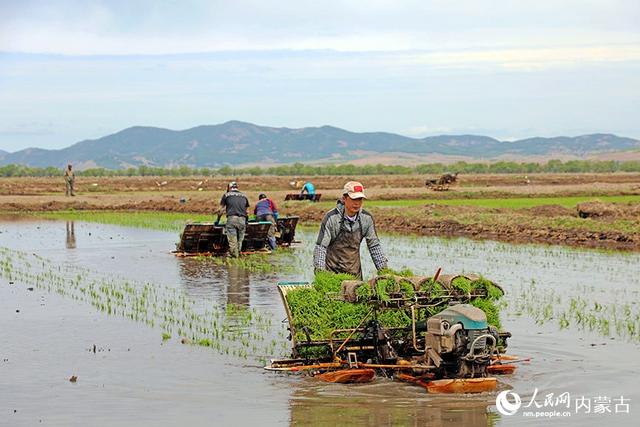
[496,390,522,416]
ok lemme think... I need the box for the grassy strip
[30,210,300,273]
[28,207,640,244]
[452,210,640,234]
[316,195,640,210]
[32,210,212,232]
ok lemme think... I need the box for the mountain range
[0,121,638,169]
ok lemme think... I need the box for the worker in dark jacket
[216,181,249,257]
[254,193,279,250]
[313,181,387,279]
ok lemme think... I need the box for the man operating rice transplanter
[313,181,387,280]
[216,181,249,257]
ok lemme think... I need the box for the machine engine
[424,304,498,378]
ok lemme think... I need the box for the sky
[1,0,639,152]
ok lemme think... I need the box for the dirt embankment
[576,200,640,219]
[2,173,639,195]
[376,214,638,252]
[1,195,638,251]
[287,203,640,252]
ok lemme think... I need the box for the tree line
[1,159,639,177]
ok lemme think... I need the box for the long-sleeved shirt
[254,198,278,217]
[313,201,387,272]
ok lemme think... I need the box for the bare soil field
[1,172,640,196]
[1,173,639,251]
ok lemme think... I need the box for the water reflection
[178,258,251,307]
[2,220,638,427]
[65,221,76,249]
[226,263,250,306]
[288,384,498,426]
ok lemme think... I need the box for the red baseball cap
[343,181,367,199]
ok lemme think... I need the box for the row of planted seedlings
[387,231,640,278]
[509,279,640,341]
[192,252,297,274]
[380,230,640,342]
[0,246,290,362]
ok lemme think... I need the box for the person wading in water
[313,181,387,280]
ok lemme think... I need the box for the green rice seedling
[355,284,372,300]
[0,246,289,361]
[398,280,416,299]
[419,278,447,299]
[471,277,504,300]
[379,267,414,277]
[285,270,506,343]
[470,299,501,329]
[374,278,399,302]
[451,276,473,294]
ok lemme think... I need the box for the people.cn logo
[496,390,522,416]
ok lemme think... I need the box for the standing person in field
[313,181,387,279]
[64,164,75,196]
[216,181,249,257]
[300,181,315,196]
[254,193,279,250]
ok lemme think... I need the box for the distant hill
[1,121,638,169]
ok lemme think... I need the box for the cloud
[2,0,639,55]
[1,1,639,151]
[400,44,640,71]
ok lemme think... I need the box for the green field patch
[316,195,640,210]
[32,210,212,232]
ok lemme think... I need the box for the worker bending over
[300,181,315,195]
[254,193,279,250]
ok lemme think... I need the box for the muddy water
[1,218,639,426]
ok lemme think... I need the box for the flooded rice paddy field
[1,217,639,426]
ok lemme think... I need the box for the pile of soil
[576,201,640,219]
[525,205,575,217]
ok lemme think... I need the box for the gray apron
[325,217,363,279]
